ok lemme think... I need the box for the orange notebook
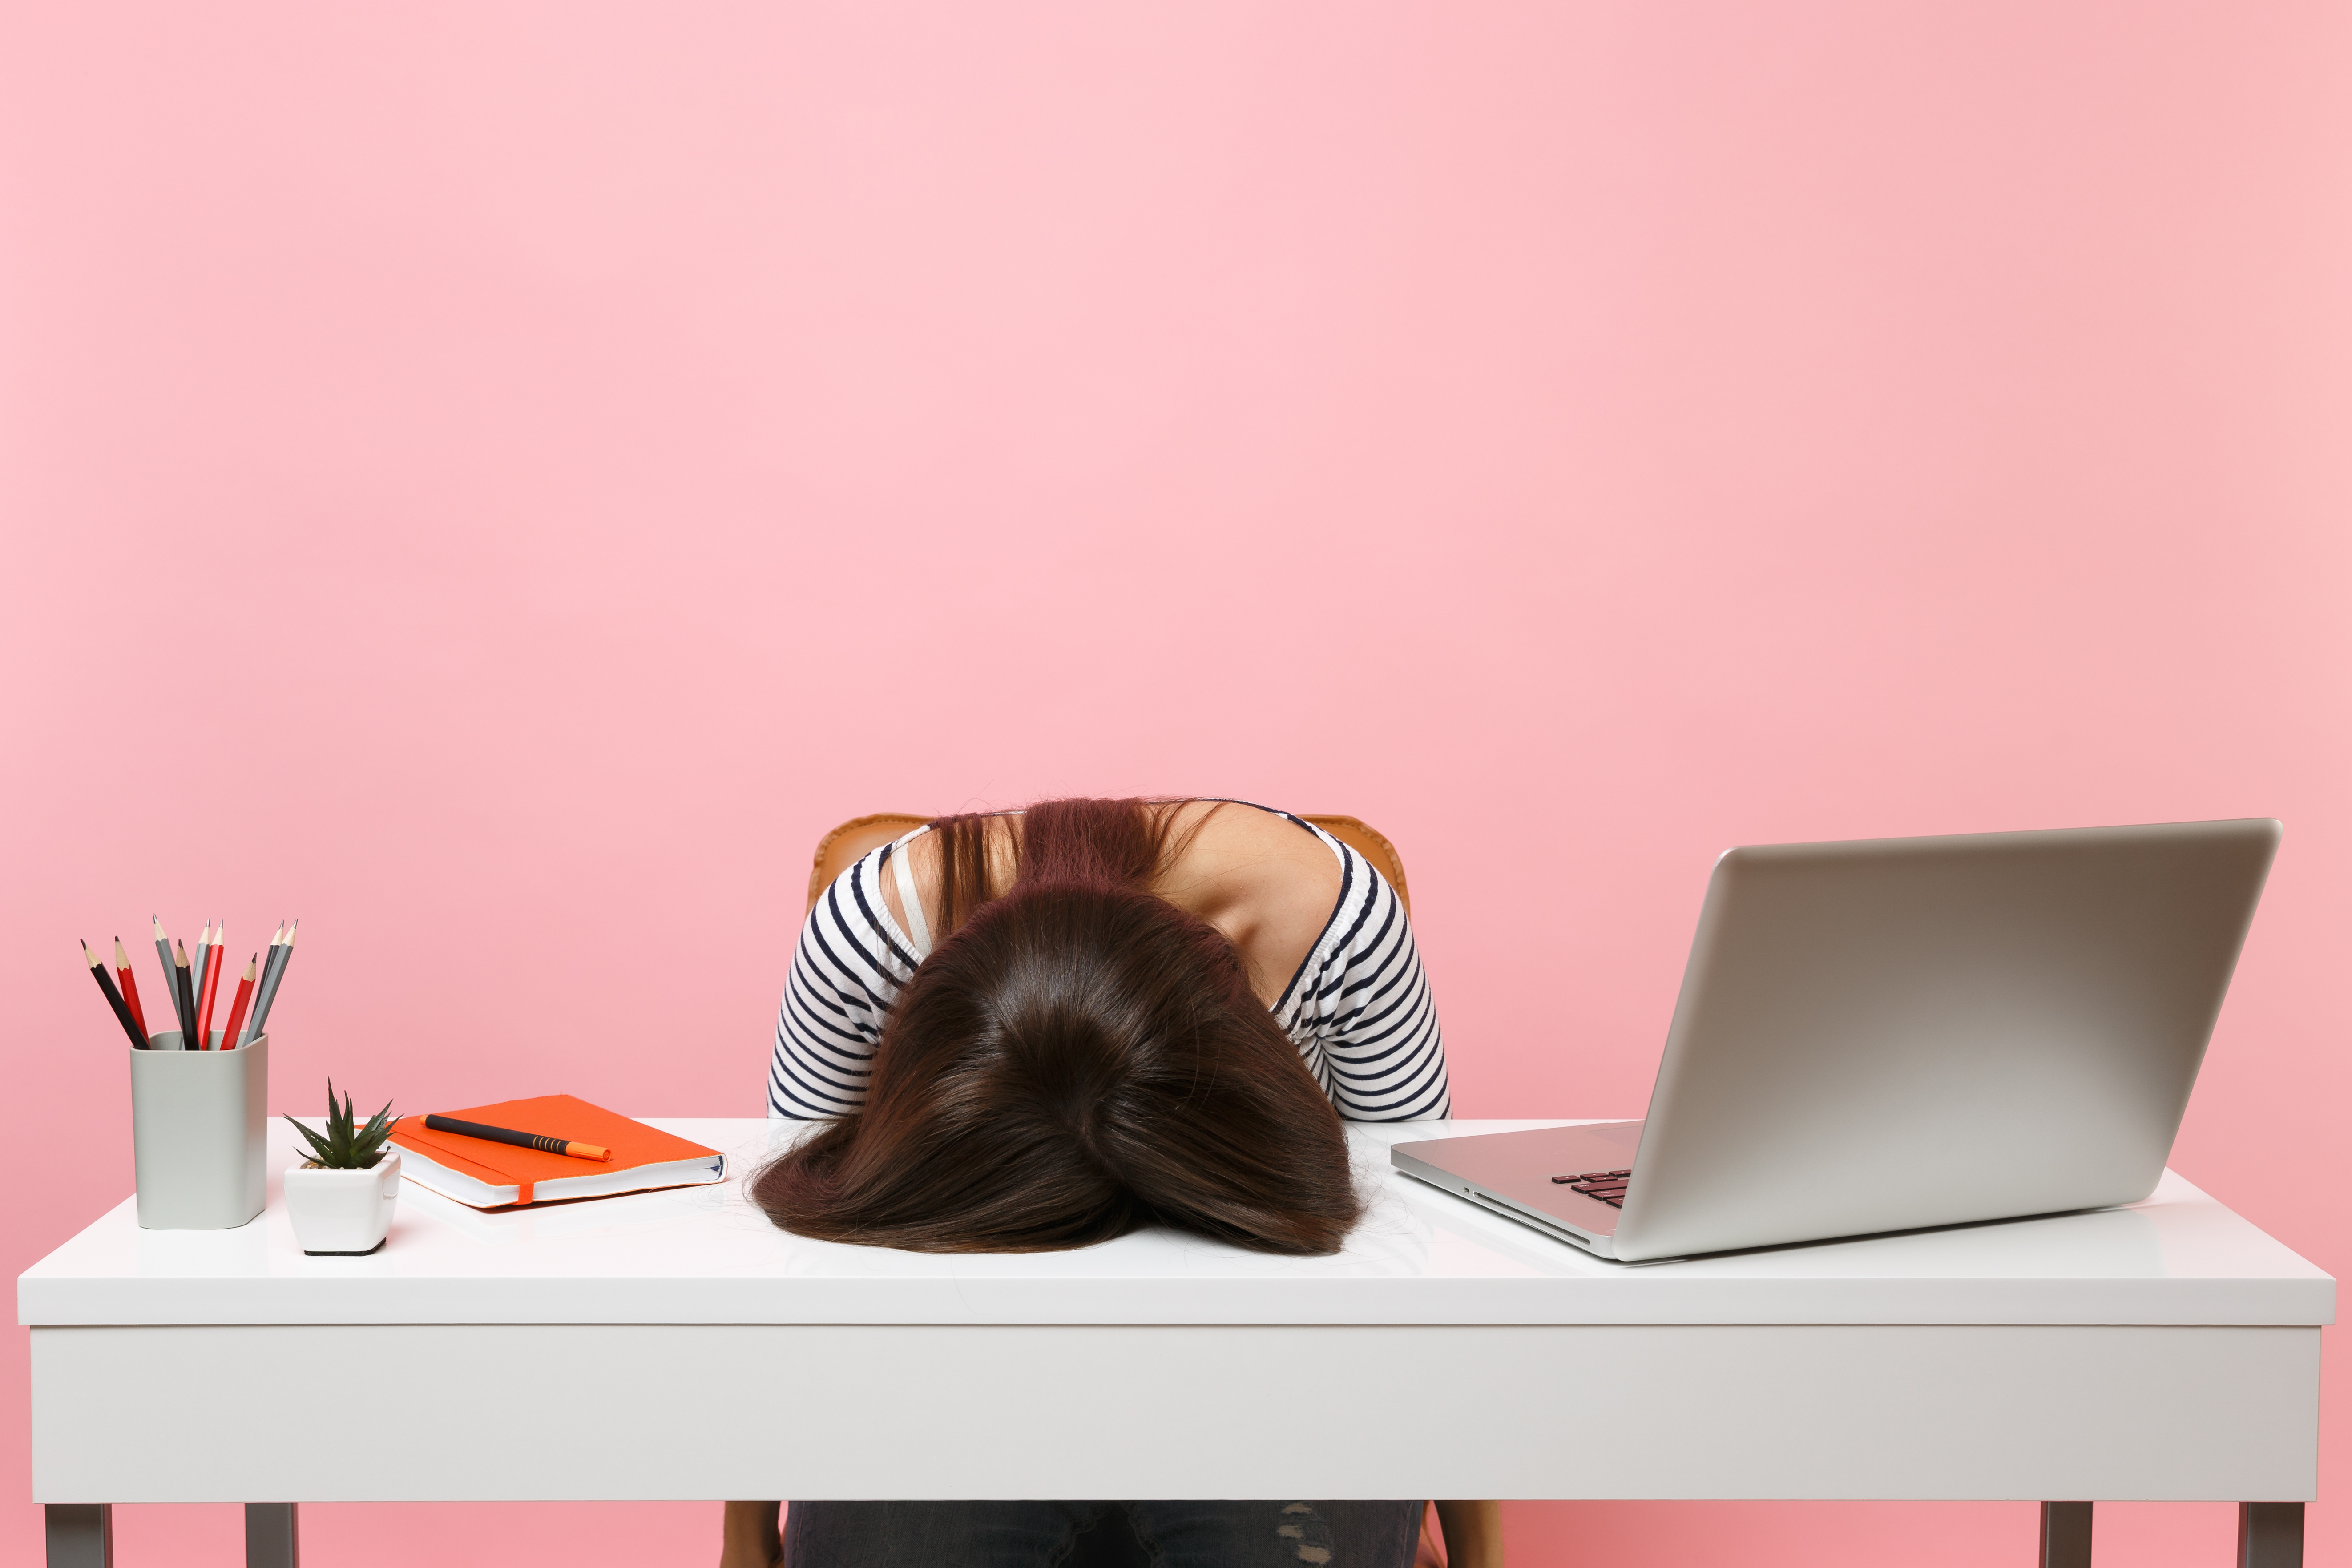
[389,1095,726,1209]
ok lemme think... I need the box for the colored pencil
[248,923,284,1040]
[153,916,190,1040]
[193,922,215,1025]
[113,937,148,1038]
[173,939,198,1049]
[217,956,258,1055]
[250,923,286,1037]
[251,918,297,1037]
[194,927,224,1050]
[83,941,147,1049]
[239,923,284,1047]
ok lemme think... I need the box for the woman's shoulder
[825,801,1364,973]
[804,837,927,964]
[1166,800,1339,889]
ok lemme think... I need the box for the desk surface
[19,1118,2333,1329]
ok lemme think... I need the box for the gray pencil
[246,923,287,1042]
[262,919,299,1029]
[193,921,216,1024]
[238,923,285,1047]
[249,919,298,1040]
[152,916,190,1042]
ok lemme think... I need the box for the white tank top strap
[888,826,934,959]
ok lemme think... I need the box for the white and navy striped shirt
[768,805,1451,1122]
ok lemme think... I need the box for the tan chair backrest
[805,810,1410,917]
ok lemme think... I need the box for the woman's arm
[768,848,920,1120]
[1434,1500,1503,1568]
[1287,845,1451,1122]
[721,1500,782,1568]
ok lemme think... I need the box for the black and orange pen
[422,1114,612,1162]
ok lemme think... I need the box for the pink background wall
[4,3,2347,1564]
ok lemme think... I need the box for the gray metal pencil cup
[129,1031,268,1229]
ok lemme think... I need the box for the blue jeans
[783,1500,1423,1568]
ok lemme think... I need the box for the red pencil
[112,936,149,1039]
[82,940,147,1049]
[217,955,258,1053]
[194,928,225,1049]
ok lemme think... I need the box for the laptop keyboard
[1550,1169,1633,1207]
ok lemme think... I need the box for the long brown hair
[750,798,1363,1254]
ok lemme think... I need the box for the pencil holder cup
[128,1031,268,1229]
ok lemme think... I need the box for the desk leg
[246,1503,300,1568]
[44,1504,113,1568]
[2237,1503,2303,1568]
[2037,1501,2090,1568]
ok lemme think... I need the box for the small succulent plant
[286,1080,397,1170]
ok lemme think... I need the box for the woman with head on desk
[723,798,1499,1568]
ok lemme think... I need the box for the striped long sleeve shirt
[767,804,1451,1122]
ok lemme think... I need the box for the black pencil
[83,940,147,1048]
[173,939,199,1048]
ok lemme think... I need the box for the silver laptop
[1392,818,2280,1262]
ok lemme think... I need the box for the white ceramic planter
[283,1148,401,1256]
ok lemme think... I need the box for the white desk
[21,1119,2333,1567]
